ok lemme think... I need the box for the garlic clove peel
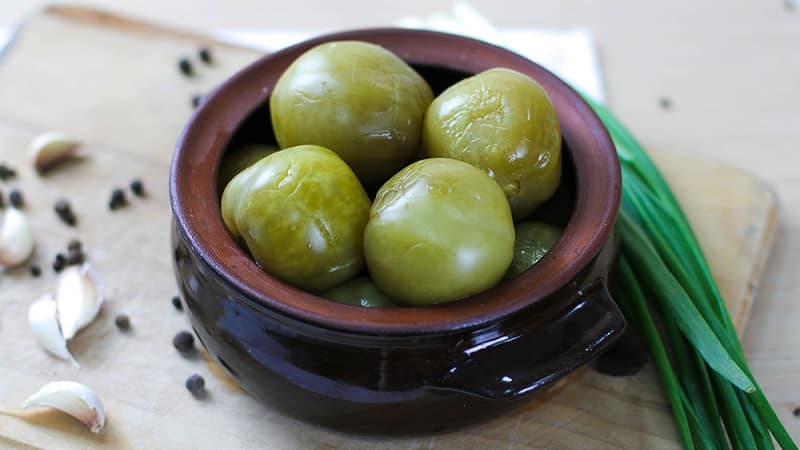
[28,294,79,367]
[21,381,105,433]
[56,263,104,340]
[0,207,35,270]
[29,131,82,174]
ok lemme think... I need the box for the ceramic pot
[170,28,623,433]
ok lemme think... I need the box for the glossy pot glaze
[170,28,623,433]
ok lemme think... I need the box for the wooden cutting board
[0,6,777,449]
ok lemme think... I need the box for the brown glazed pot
[170,29,623,433]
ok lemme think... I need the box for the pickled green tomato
[364,158,515,305]
[217,144,277,193]
[323,277,397,308]
[421,68,562,220]
[221,145,370,293]
[270,41,434,188]
[504,222,562,280]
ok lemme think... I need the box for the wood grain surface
[0,7,788,449]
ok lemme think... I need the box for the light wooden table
[2,0,798,445]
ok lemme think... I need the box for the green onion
[612,256,694,449]
[616,212,754,393]
[578,91,798,449]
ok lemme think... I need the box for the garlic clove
[0,207,35,270]
[29,131,82,174]
[21,381,106,433]
[28,294,79,367]
[56,263,104,340]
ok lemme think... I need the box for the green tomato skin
[504,222,562,280]
[364,158,515,306]
[270,41,434,188]
[323,277,397,308]
[221,145,371,293]
[421,68,562,220]
[218,144,277,193]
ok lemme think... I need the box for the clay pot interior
[211,63,579,322]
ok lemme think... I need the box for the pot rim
[170,28,620,335]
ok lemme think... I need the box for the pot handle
[430,280,626,401]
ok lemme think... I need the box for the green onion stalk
[578,91,797,449]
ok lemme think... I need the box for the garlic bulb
[22,381,105,433]
[30,131,82,174]
[28,294,79,367]
[55,263,104,340]
[0,207,35,269]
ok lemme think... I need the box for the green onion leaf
[575,87,797,450]
[617,211,755,393]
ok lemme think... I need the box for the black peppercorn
[9,190,23,208]
[66,239,85,265]
[173,331,195,352]
[794,406,800,417]
[67,239,82,252]
[191,94,203,108]
[0,164,16,181]
[54,199,77,226]
[52,253,66,273]
[659,96,673,110]
[185,374,205,395]
[30,265,41,277]
[172,295,183,311]
[54,199,70,215]
[114,314,131,330]
[66,248,85,266]
[108,188,127,210]
[198,47,212,64]
[178,57,193,76]
[63,214,76,226]
[130,179,145,197]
